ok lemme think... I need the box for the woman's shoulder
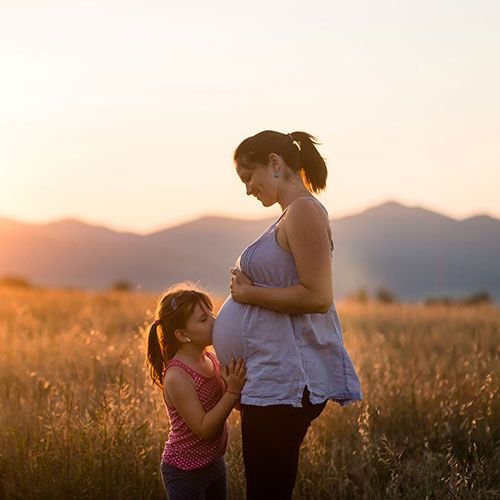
[282,197,333,251]
[285,197,329,224]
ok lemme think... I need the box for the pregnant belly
[212,296,248,367]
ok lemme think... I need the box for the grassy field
[0,287,498,499]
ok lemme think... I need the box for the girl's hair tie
[153,319,161,327]
[171,298,177,310]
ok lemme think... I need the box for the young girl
[147,283,245,500]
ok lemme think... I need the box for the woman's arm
[164,359,245,440]
[231,198,333,314]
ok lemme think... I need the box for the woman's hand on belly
[230,268,253,303]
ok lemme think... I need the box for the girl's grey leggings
[161,456,227,500]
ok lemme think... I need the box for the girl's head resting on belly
[146,282,214,388]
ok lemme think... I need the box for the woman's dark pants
[241,389,327,500]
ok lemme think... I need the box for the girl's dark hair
[234,130,328,193]
[146,282,212,388]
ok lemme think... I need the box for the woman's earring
[274,172,280,178]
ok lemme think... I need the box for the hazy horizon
[1,199,498,235]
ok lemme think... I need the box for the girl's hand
[223,358,246,394]
[230,268,252,303]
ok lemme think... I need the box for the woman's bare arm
[231,198,333,314]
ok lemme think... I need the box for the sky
[1,0,499,234]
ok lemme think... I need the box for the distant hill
[332,202,500,300]
[0,201,499,300]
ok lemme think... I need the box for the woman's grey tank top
[213,197,362,407]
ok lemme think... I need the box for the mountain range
[1,201,499,300]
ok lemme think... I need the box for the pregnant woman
[212,130,362,499]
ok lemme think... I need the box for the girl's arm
[164,359,245,440]
[231,198,333,314]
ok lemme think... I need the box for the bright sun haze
[1,0,499,233]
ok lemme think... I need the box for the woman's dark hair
[234,130,328,193]
[146,282,212,388]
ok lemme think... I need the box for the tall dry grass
[0,288,498,499]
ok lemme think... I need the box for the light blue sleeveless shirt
[213,198,362,407]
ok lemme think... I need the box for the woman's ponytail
[147,322,165,388]
[289,131,327,193]
[234,130,328,193]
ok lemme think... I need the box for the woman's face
[236,160,279,207]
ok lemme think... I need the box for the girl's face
[184,300,215,347]
[236,159,280,207]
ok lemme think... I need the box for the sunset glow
[1,0,499,233]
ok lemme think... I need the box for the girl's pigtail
[290,131,327,193]
[147,322,165,388]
